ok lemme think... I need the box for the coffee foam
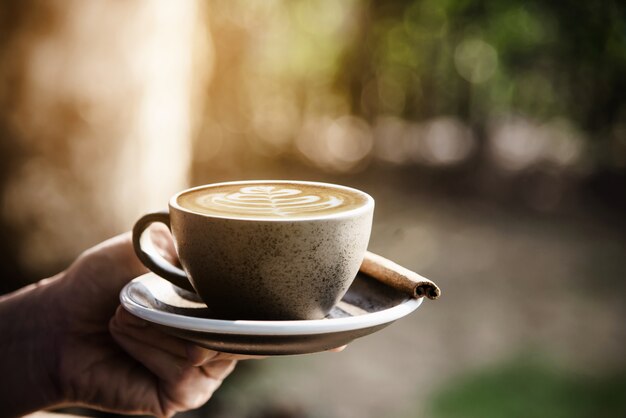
[177,183,368,219]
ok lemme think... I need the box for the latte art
[205,186,343,216]
[177,182,369,219]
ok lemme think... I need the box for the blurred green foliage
[428,355,626,418]
[202,0,626,187]
[341,0,626,133]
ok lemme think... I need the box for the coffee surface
[177,182,368,219]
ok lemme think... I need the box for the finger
[215,352,267,361]
[148,224,180,266]
[159,361,235,415]
[113,307,190,359]
[113,307,260,366]
[329,345,347,353]
[64,233,148,319]
[111,324,188,382]
[200,359,237,381]
[111,326,223,416]
[111,312,240,415]
[161,359,237,413]
[186,347,266,364]
[111,310,236,386]
[185,345,221,366]
[115,305,149,327]
[68,232,148,302]
[86,232,147,280]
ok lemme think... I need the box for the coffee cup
[132,180,374,320]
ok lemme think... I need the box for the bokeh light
[455,39,499,84]
[488,115,585,172]
[0,1,625,417]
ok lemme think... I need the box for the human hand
[62,230,252,417]
[0,229,246,417]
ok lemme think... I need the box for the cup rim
[169,180,375,222]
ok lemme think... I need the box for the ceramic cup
[132,180,374,320]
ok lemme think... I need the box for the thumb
[65,232,148,314]
[80,231,148,285]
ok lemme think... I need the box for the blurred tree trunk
[0,0,211,287]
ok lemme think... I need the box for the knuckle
[176,365,197,383]
[161,371,213,412]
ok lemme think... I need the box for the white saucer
[120,272,423,355]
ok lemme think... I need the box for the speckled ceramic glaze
[132,180,374,320]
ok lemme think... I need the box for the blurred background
[1,0,625,417]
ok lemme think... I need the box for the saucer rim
[120,274,422,336]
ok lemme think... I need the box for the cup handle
[132,211,196,292]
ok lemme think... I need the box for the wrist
[0,274,68,416]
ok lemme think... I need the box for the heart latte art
[177,183,369,219]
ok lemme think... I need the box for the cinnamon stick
[360,251,441,300]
